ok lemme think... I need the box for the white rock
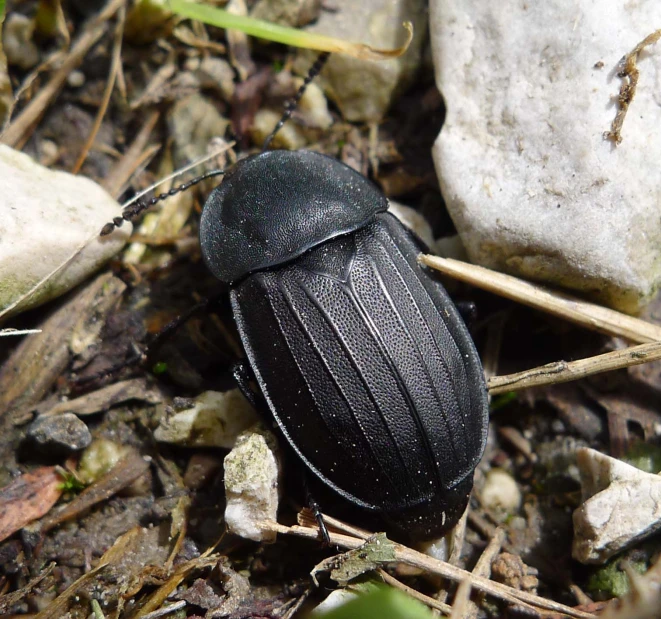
[430,1,661,314]
[417,535,450,563]
[251,108,307,151]
[388,201,435,248]
[295,0,427,122]
[224,427,280,542]
[573,447,661,564]
[297,80,333,131]
[154,389,259,448]
[0,146,130,318]
[312,589,360,615]
[480,469,521,514]
[433,235,469,262]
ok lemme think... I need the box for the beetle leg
[230,359,265,411]
[302,476,332,546]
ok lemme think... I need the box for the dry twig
[420,255,661,344]
[377,569,453,615]
[0,0,127,148]
[420,255,661,392]
[604,29,661,144]
[71,5,126,173]
[260,519,597,619]
[488,340,661,395]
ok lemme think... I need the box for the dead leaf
[0,467,62,542]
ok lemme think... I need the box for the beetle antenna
[100,168,226,236]
[262,52,330,151]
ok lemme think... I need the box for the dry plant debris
[0,467,63,542]
[604,28,661,144]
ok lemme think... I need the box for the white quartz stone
[573,448,661,564]
[224,428,280,542]
[430,1,661,313]
[481,469,522,514]
[0,145,130,317]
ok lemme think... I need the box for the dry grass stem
[260,520,597,618]
[0,0,127,148]
[449,577,473,619]
[488,340,661,395]
[465,528,507,619]
[103,109,161,197]
[377,568,453,615]
[71,5,126,174]
[419,255,661,344]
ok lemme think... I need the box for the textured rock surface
[154,390,259,448]
[296,0,427,122]
[430,1,661,313]
[573,448,661,564]
[26,413,91,453]
[224,427,280,542]
[0,145,130,317]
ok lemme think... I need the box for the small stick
[259,519,596,619]
[449,577,473,619]
[488,340,661,395]
[0,0,127,148]
[71,4,126,173]
[102,109,160,197]
[604,29,661,144]
[419,255,661,344]
[377,569,453,615]
[465,528,507,619]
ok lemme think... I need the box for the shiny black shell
[200,150,489,539]
[200,150,388,284]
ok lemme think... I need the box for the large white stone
[0,145,130,317]
[430,1,661,314]
[572,448,661,564]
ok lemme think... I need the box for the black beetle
[199,149,490,541]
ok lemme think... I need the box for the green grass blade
[168,0,412,60]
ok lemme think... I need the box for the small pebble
[67,70,85,88]
[224,427,280,542]
[388,201,435,248]
[251,0,321,28]
[312,589,360,615]
[480,469,522,514]
[78,438,133,484]
[492,552,539,592]
[26,413,91,454]
[154,389,259,448]
[37,139,59,167]
[251,108,307,150]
